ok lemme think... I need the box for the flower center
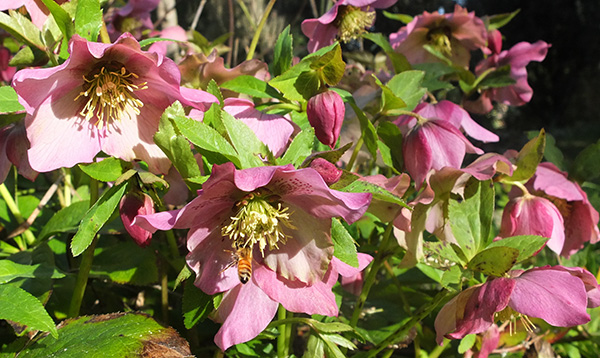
[221,189,296,256]
[427,26,452,57]
[333,5,376,43]
[495,306,536,335]
[74,65,148,128]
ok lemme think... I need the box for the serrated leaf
[385,70,427,111]
[70,182,128,256]
[467,246,519,277]
[182,279,213,329]
[174,265,192,290]
[458,334,477,354]
[271,25,293,76]
[74,0,102,41]
[279,127,315,166]
[18,312,191,357]
[220,110,267,168]
[0,11,45,50]
[0,285,57,338]
[154,102,202,180]
[331,218,358,268]
[486,235,549,263]
[0,86,25,113]
[78,157,126,182]
[206,79,224,105]
[448,178,494,261]
[221,75,282,99]
[508,129,546,182]
[310,43,345,86]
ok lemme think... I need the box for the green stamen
[334,5,376,43]
[427,26,453,57]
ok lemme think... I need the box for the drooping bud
[120,192,155,247]
[306,90,345,148]
[309,158,343,185]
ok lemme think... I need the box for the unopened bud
[307,90,345,148]
[120,192,155,247]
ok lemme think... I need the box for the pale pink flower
[435,265,599,344]
[464,40,550,114]
[389,5,487,67]
[147,26,188,56]
[135,163,372,350]
[12,33,215,174]
[301,0,397,53]
[307,90,345,148]
[0,122,36,183]
[107,0,160,41]
[119,191,154,247]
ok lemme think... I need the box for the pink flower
[0,122,36,183]
[526,162,599,257]
[119,191,155,247]
[435,265,598,344]
[223,98,296,157]
[12,33,214,174]
[309,158,343,185]
[106,0,160,41]
[499,194,565,255]
[135,163,372,350]
[147,26,188,56]
[465,41,550,114]
[301,0,397,53]
[0,46,16,83]
[307,90,345,148]
[394,102,485,188]
[0,0,68,29]
[389,5,487,67]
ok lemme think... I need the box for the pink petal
[510,268,590,326]
[213,279,279,351]
[550,265,600,308]
[532,162,583,201]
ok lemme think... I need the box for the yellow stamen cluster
[221,190,296,256]
[74,65,147,128]
[495,306,536,335]
[427,26,453,57]
[334,5,376,43]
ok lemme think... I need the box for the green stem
[0,183,36,248]
[345,137,364,172]
[349,223,394,327]
[277,305,290,358]
[428,338,449,358]
[63,168,72,207]
[160,257,169,324]
[68,179,100,318]
[245,0,277,60]
[262,102,303,113]
[365,290,450,358]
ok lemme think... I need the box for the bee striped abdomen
[236,246,253,284]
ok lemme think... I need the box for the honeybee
[222,245,253,284]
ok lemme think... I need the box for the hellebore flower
[309,158,343,185]
[435,265,598,344]
[499,194,565,255]
[0,46,15,83]
[135,162,372,350]
[12,33,214,174]
[394,102,484,188]
[525,162,599,257]
[0,122,36,183]
[307,90,345,148]
[106,0,160,41]
[464,41,550,114]
[301,0,397,53]
[223,98,296,157]
[120,191,155,247]
[389,5,487,67]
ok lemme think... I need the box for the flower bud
[120,192,155,247]
[307,90,345,148]
[309,157,343,185]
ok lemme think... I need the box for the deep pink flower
[307,90,345,148]
[464,41,550,114]
[435,265,597,344]
[394,102,485,188]
[0,122,37,183]
[0,46,16,83]
[309,158,343,185]
[499,194,565,254]
[107,0,160,41]
[135,163,371,350]
[12,33,215,174]
[119,191,154,247]
[389,5,487,67]
[301,0,397,53]
[525,162,600,257]
[223,98,296,157]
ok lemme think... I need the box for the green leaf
[154,102,202,179]
[295,70,322,100]
[331,218,359,268]
[571,141,600,182]
[506,129,546,182]
[385,70,427,112]
[362,32,411,73]
[485,9,521,30]
[377,122,403,172]
[206,79,224,105]
[413,62,456,92]
[18,312,191,357]
[476,65,516,89]
[372,75,406,115]
[0,285,57,338]
[174,265,192,290]
[182,279,213,329]
[382,11,413,24]
[311,320,354,334]
[70,182,128,256]
[221,75,283,99]
[486,235,549,263]
[74,0,102,41]
[322,332,357,351]
[0,11,45,50]
[279,127,315,166]
[78,157,126,182]
[0,260,64,284]
[90,240,158,285]
[448,178,494,261]
[338,180,408,208]
[0,86,25,113]
[310,42,345,86]
[303,334,325,358]
[458,334,477,354]
[41,0,74,43]
[220,110,267,168]
[271,25,293,77]
[467,246,519,277]
[332,88,378,159]
[440,265,462,290]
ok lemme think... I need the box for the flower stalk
[246,0,277,60]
